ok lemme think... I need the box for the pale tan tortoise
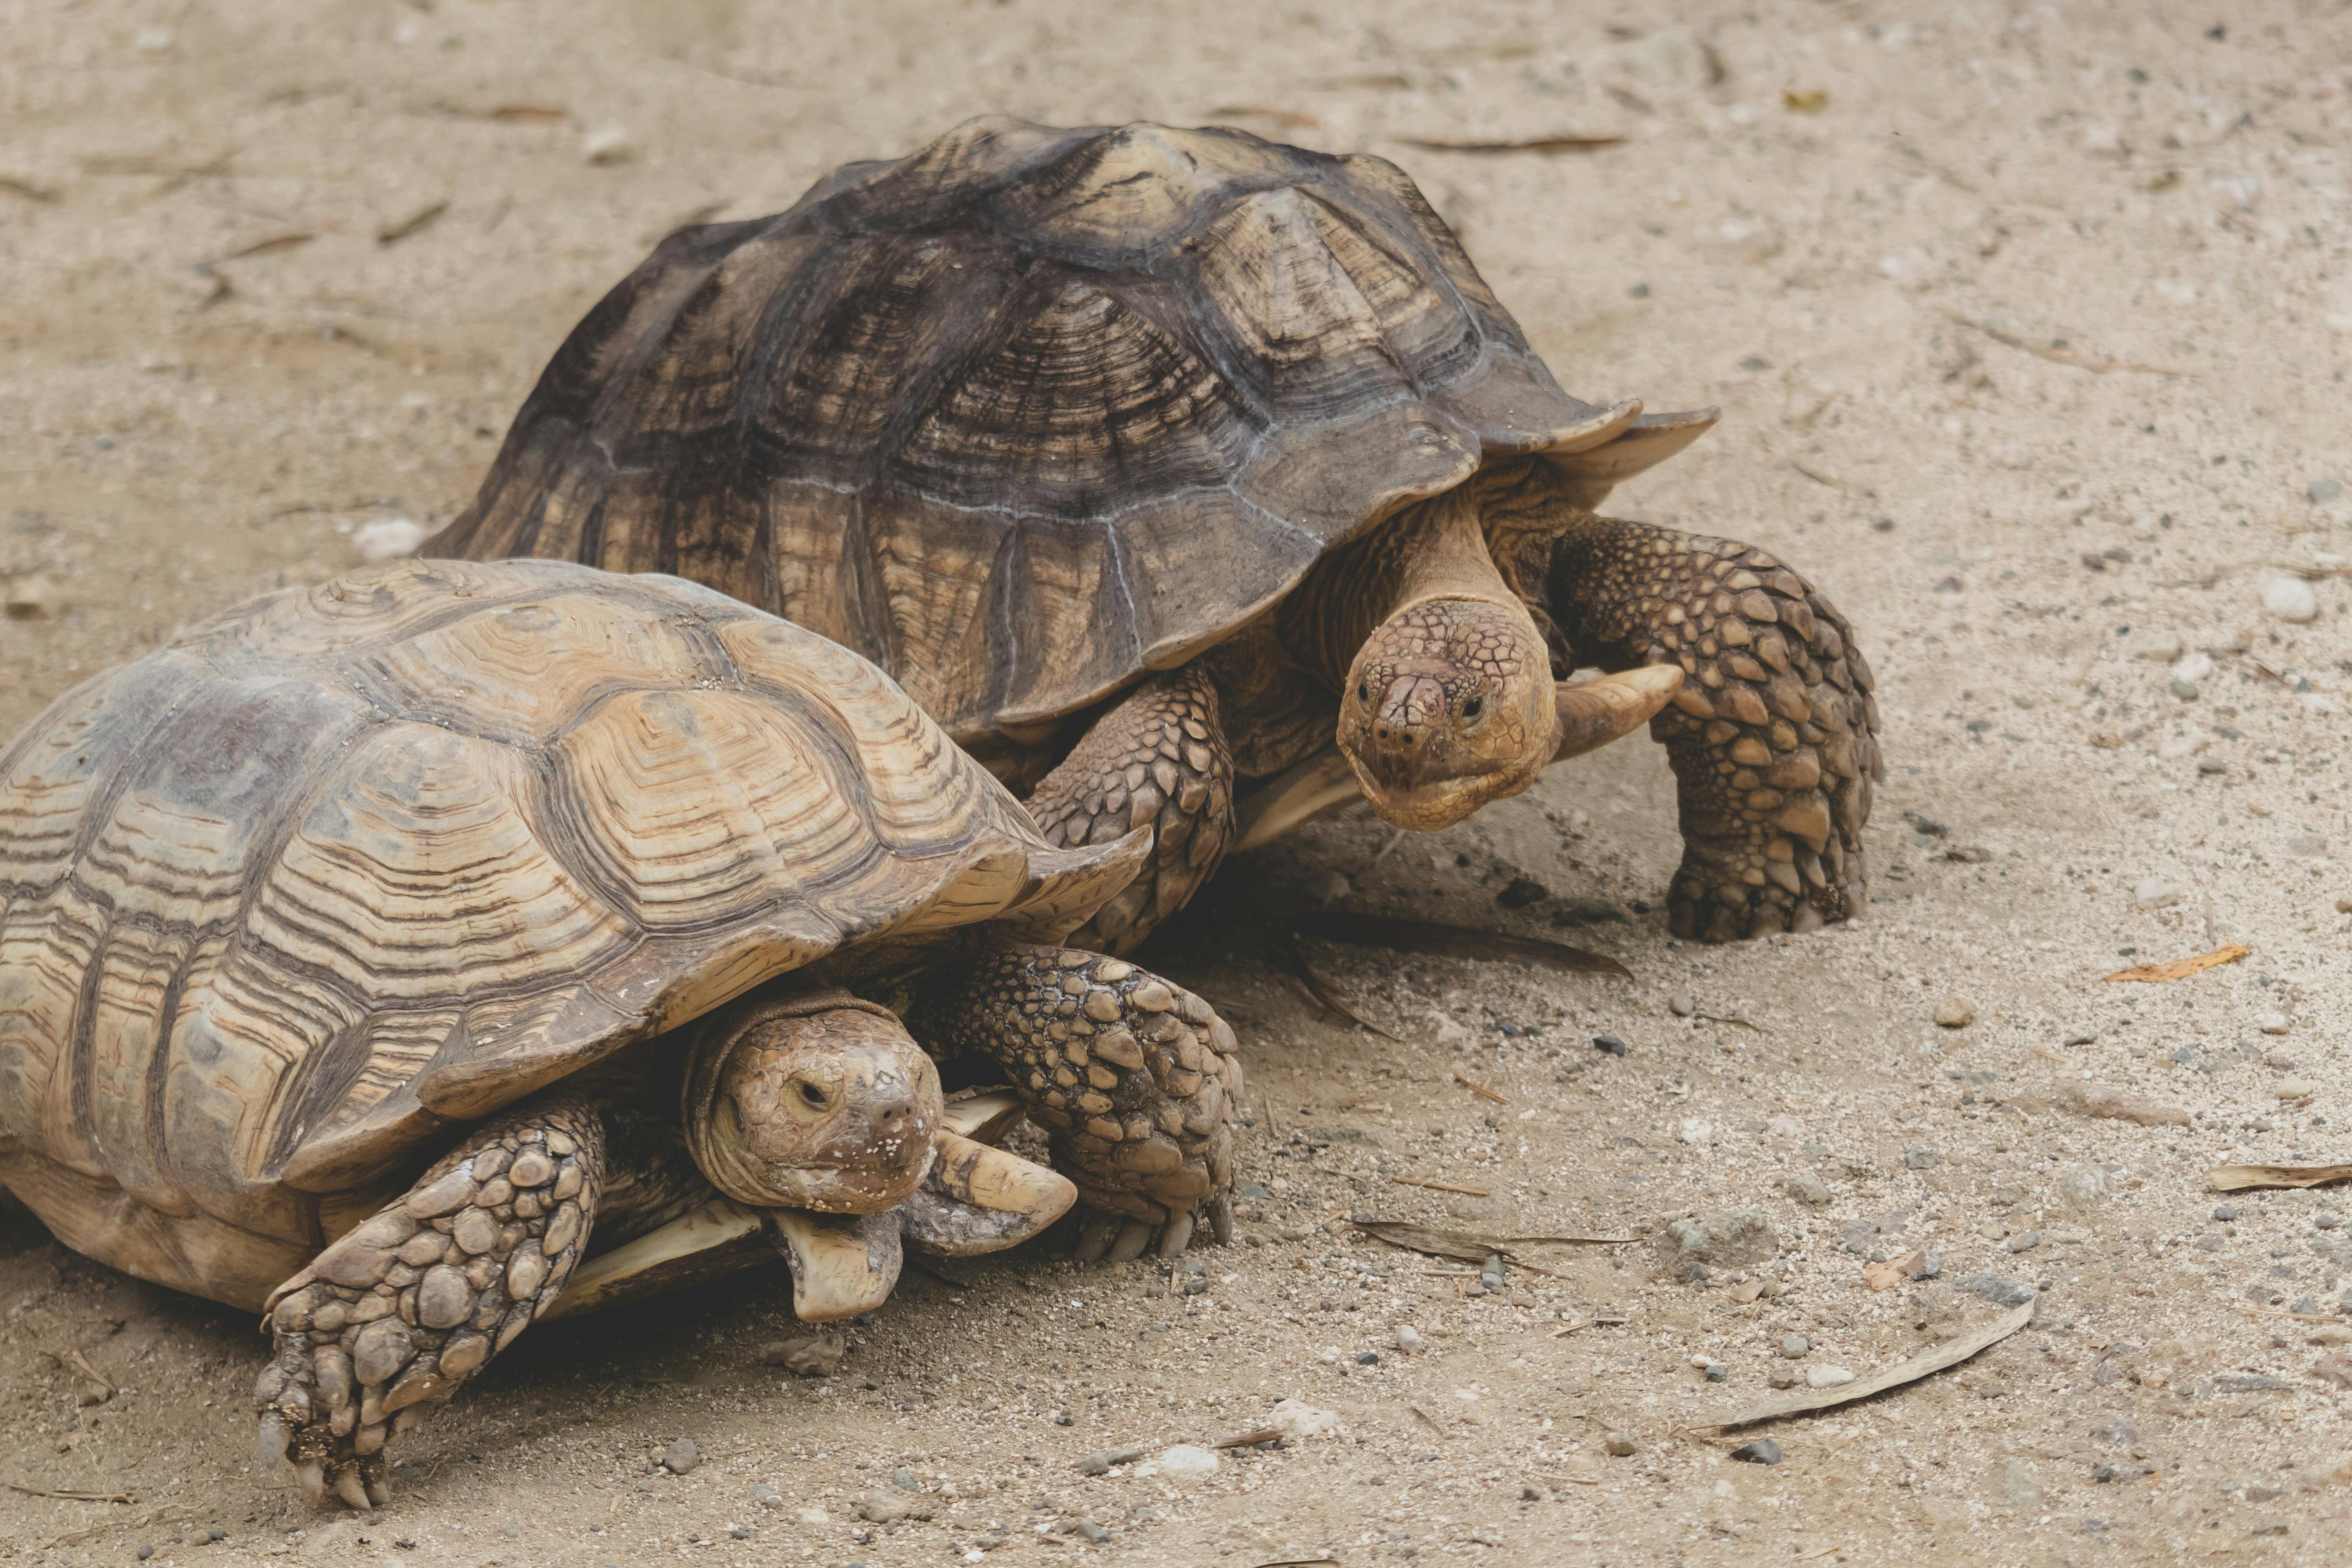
[0,558,1242,1510]
[430,116,1883,947]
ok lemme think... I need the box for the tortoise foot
[914,946,1242,1254]
[1666,830,1870,942]
[255,1100,605,1506]
[1069,1190,1236,1263]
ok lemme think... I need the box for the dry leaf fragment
[1395,135,1627,154]
[1694,1299,2034,1430]
[2104,943,2249,982]
[1863,1250,1923,1291]
[1783,89,1828,113]
[2059,1082,2191,1127]
[1293,911,1632,978]
[2209,1163,2352,1192]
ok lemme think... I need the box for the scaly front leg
[1546,517,1883,940]
[910,945,1239,1260]
[255,1096,603,1509]
[1024,667,1234,956]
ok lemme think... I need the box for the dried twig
[1409,1405,1445,1433]
[1214,1426,1286,1449]
[2233,1303,2342,1323]
[5,1481,135,1503]
[376,200,448,246]
[1944,311,2197,377]
[1396,135,1626,154]
[1284,931,1403,1040]
[1392,1176,1490,1197]
[1294,911,1632,979]
[1452,1073,1509,1105]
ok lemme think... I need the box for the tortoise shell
[432,116,1710,742]
[0,559,1140,1306]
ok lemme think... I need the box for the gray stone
[1078,1446,1144,1475]
[1654,1210,1779,1279]
[1779,1335,1811,1358]
[2056,1168,2108,1209]
[1960,1274,2035,1308]
[750,1482,782,1509]
[1785,1176,1834,1207]
[2213,1205,2239,1221]
[2004,1230,2043,1254]
[858,1490,936,1524]
[1496,876,1549,908]
[1730,1439,1782,1464]
[1668,994,1697,1018]
[662,1438,699,1475]
[1904,1144,1940,1171]
[1591,1034,1630,1057]
[1995,1458,2043,1509]
[890,1468,920,1493]
[760,1331,848,1377]
[2313,476,2344,505]
[1063,1519,1111,1544]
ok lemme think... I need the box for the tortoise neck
[1277,482,1518,691]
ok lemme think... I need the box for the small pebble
[1603,1432,1637,1457]
[1729,1439,1782,1465]
[1779,1334,1811,1358]
[662,1437,700,1475]
[2262,574,2318,623]
[750,1482,782,1509]
[352,517,426,562]
[1495,876,1549,908]
[2214,1205,2239,1221]
[1785,1176,1833,1207]
[582,124,638,164]
[1934,998,1975,1029]
[1668,994,1696,1017]
[1804,1364,1856,1388]
[1153,1444,1220,1481]
[2005,1230,2044,1254]
[1079,1446,1144,1475]
[1592,1034,1630,1056]
[2134,878,2186,910]
[760,1330,848,1376]
[1392,1325,1425,1354]
[2,575,54,619]
[2313,476,2345,505]
[1904,1143,1940,1170]
[2169,677,2200,701]
[1521,1483,1543,1500]
[1308,870,1352,905]
[728,1524,752,1540]
[1066,1519,1111,1544]
[2261,1017,2293,1039]
[1355,1350,1380,1364]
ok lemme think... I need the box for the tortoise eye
[798,1080,830,1111]
[1357,682,1370,703]
[1462,696,1484,720]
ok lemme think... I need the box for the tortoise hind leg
[909,944,1240,1260]
[256,1096,604,1509]
[1544,516,1884,940]
[1024,666,1235,956]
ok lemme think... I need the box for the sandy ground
[5,1,2352,1564]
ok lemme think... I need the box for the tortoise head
[1337,594,1559,831]
[682,992,942,1213]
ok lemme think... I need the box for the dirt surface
[5,2,2352,1564]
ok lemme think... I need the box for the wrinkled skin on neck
[682,991,942,1212]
